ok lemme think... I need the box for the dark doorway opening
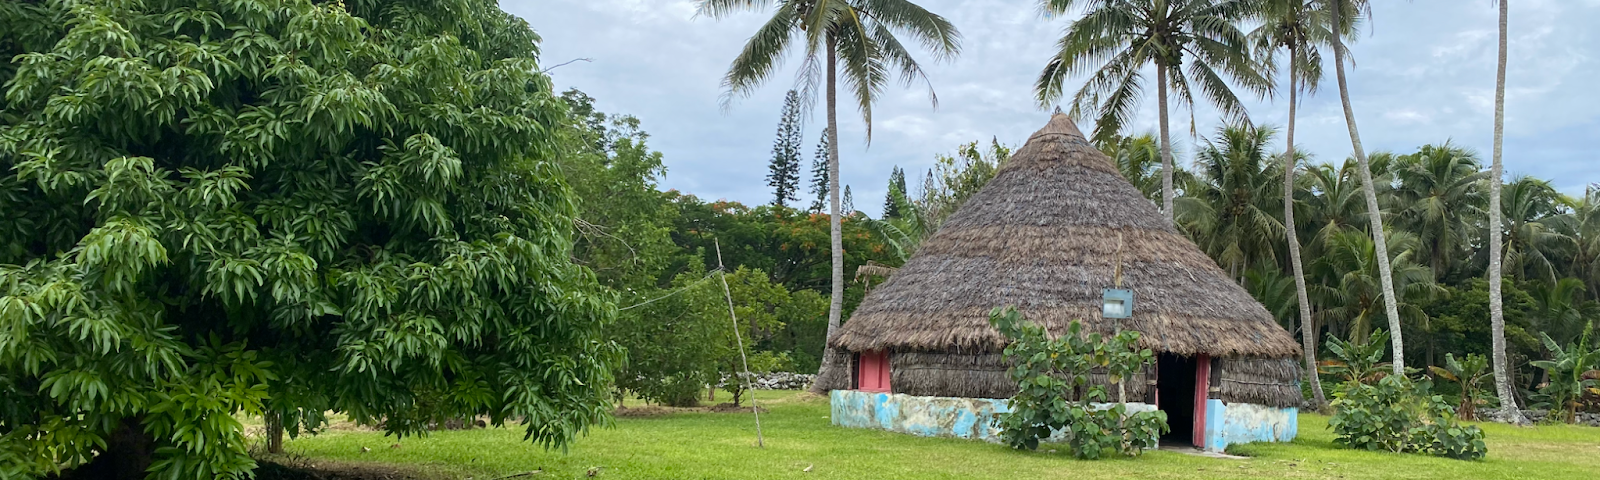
[1157,353,1197,445]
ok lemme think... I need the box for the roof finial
[1052,105,1063,115]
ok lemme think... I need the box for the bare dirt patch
[254,458,436,480]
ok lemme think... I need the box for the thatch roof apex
[829,114,1301,359]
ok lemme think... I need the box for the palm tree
[1250,0,1336,408]
[1312,229,1438,343]
[1035,0,1272,224]
[1527,278,1595,351]
[1485,0,1523,424]
[1176,124,1285,280]
[1499,176,1569,283]
[1393,144,1488,281]
[1323,0,1405,374]
[698,0,961,392]
[1551,189,1600,299]
[1097,133,1165,203]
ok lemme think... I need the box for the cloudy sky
[518,0,1599,218]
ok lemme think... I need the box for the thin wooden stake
[715,238,764,447]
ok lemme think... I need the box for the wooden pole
[715,238,764,447]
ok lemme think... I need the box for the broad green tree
[697,0,960,392]
[1250,0,1337,407]
[1036,0,1271,224]
[0,0,618,478]
[1324,0,1406,374]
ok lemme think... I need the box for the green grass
[274,390,1600,479]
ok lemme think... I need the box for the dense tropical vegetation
[1,0,1596,477]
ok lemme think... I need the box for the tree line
[703,0,1562,420]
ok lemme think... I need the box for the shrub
[989,307,1167,458]
[1530,327,1600,424]
[1428,353,1492,421]
[1328,372,1487,460]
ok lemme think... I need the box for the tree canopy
[0,0,619,477]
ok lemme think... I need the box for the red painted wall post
[1192,354,1210,448]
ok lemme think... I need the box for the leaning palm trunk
[1156,65,1175,224]
[812,40,851,394]
[1330,3,1404,374]
[1283,64,1326,408]
[1487,0,1526,424]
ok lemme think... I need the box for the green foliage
[0,0,619,477]
[1327,375,1487,460]
[1176,123,1287,279]
[1529,327,1600,423]
[1427,353,1491,421]
[614,265,821,407]
[1321,330,1394,384]
[989,308,1166,458]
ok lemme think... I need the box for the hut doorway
[1156,353,1198,446]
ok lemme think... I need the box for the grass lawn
[271,390,1600,479]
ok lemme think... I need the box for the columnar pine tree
[809,130,832,213]
[883,166,907,218]
[767,91,804,207]
[843,186,855,215]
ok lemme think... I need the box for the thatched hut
[826,114,1302,451]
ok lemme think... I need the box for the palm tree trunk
[811,38,850,394]
[1283,64,1326,408]
[1330,3,1405,375]
[1488,0,1526,424]
[1156,64,1175,225]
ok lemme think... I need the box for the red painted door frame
[1192,354,1210,448]
[858,350,891,392]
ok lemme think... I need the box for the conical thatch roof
[830,114,1300,358]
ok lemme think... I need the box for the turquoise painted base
[1203,399,1298,452]
[830,390,1298,452]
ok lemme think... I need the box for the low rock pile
[733,372,814,390]
[1518,410,1600,427]
[1482,408,1600,426]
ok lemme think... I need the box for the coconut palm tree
[1499,176,1569,283]
[1484,0,1523,424]
[1322,0,1405,374]
[1312,229,1438,343]
[1097,133,1165,203]
[698,0,961,392]
[1035,0,1272,224]
[1550,189,1600,299]
[1393,144,1488,281]
[1250,0,1337,408]
[1176,124,1285,280]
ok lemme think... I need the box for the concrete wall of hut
[829,390,1295,452]
[1203,400,1298,451]
[829,390,1156,443]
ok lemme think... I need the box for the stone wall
[829,390,1155,443]
[1202,400,1298,452]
